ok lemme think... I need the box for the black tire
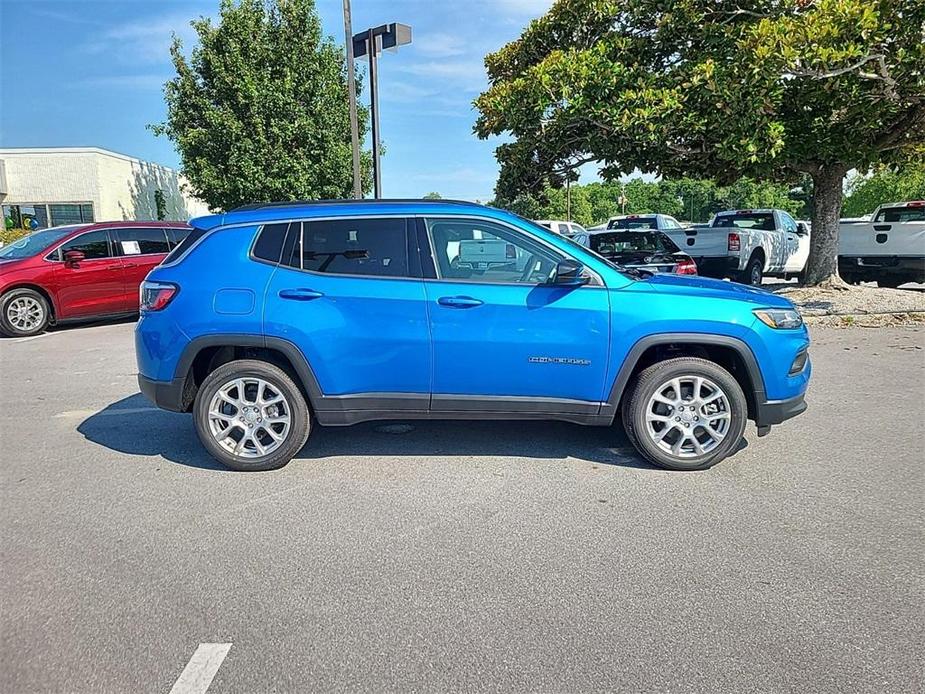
[740,254,764,286]
[193,359,310,471]
[0,288,50,337]
[877,276,909,289]
[622,357,748,471]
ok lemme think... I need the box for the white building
[0,147,210,232]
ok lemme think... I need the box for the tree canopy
[153,0,370,211]
[476,0,925,284]
[843,163,925,216]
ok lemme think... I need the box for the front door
[263,217,431,408]
[421,217,610,413]
[53,229,126,319]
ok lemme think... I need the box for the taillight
[140,280,179,312]
[728,232,740,251]
[675,258,697,275]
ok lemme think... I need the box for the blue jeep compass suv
[136,199,810,472]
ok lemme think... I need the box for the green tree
[843,163,925,217]
[153,189,167,221]
[153,0,371,211]
[423,191,443,199]
[475,0,925,285]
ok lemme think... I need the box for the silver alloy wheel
[750,262,762,285]
[7,296,45,332]
[644,375,731,458]
[207,377,291,458]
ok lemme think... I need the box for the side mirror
[796,223,809,236]
[550,259,590,286]
[64,250,86,266]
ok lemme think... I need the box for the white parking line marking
[10,333,53,343]
[169,643,232,694]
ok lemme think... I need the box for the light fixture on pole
[352,22,412,199]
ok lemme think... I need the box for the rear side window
[284,218,410,278]
[162,226,209,265]
[114,227,170,255]
[609,217,658,230]
[252,223,289,263]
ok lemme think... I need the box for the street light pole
[342,0,362,198]
[366,29,382,199]
[352,23,412,200]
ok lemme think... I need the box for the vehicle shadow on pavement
[78,393,749,471]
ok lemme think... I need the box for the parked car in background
[571,228,697,275]
[661,209,810,285]
[136,199,809,474]
[535,219,588,236]
[606,214,685,232]
[0,221,190,337]
[839,201,925,287]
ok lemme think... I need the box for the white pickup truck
[838,201,925,287]
[661,209,810,285]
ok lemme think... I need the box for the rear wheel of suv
[0,288,50,337]
[622,357,748,471]
[193,359,310,471]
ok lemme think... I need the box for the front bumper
[755,391,807,427]
[138,374,188,413]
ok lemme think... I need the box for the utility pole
[342,0,362,198]
[566,176,571,221]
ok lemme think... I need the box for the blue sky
[0,0,584,201]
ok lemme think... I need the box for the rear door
[52,230,125,318]
[262,217,431,408]
[421,216,610,411]
[112,227,173,310]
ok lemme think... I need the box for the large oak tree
[153,0,370,211]
[475,0,925,285]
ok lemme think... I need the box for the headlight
[754,308,803,329]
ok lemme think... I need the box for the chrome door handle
[437,296,483,308]
[278,288,324,301]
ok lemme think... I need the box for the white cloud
[82,12,201,65]
[72,74,171,90]
[412,32,468,58]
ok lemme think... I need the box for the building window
[3,204,49,232]
[49,203,94,226]
[3,203,93,232]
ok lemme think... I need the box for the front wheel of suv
[622,357,748,471]
[193,359,310,471]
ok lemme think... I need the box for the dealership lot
[1,320,922,692]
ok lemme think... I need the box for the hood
[637,272,795,308]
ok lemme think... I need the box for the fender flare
[600,332,767,418]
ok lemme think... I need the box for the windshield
[590,231,679,255]
[713,213,775,230]
[874,206,925,223]
[0,226,83,260]
[608,217,658,230]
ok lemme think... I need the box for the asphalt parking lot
[1,320,922,693]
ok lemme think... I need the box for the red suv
[0,221,190,337]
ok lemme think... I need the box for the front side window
[286,218,410,278]
[780,213,797,234]
[59,230,112,260]
[114,227,170,255]
[426,218,561,284]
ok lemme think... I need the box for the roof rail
[230,198,484,212]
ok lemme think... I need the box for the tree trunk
[803,164,848,287]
